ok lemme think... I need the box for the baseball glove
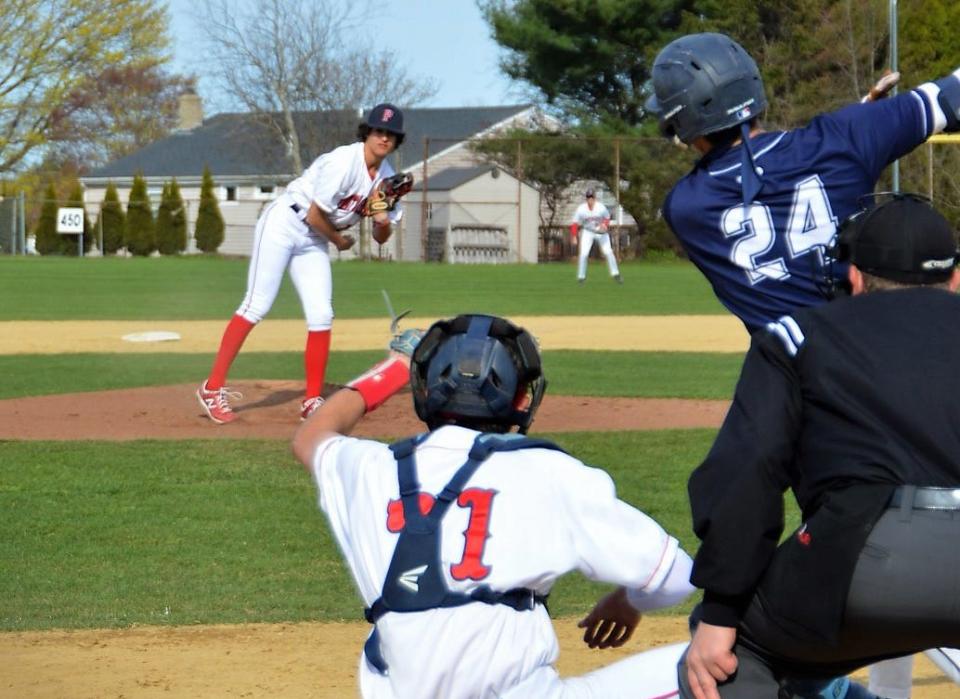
[389,328,424,357]
[363,172,414,217]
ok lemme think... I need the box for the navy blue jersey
[664,90,939,332]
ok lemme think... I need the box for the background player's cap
[585,188,595,198]
[844,194,959,284]
[364,103,404,136]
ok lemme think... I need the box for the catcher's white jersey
[285,141,403,230]
[310,425,686,699]
[572,201,611,233]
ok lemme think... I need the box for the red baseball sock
[207,315,255,390]
[305,329,332,398]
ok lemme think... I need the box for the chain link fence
[393,133,692,264]
[0,194,27,254]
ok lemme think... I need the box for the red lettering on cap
[382,108,394,122]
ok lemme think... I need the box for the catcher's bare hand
[577,587,641,649]
[861,70,900,103]
[335,234,356,251]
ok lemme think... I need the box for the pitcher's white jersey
[285,141,403,230]
[573,201,611,233]
[309,425,684,699]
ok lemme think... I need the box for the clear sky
[164,0,528,112]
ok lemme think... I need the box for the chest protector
[362,432,566,675]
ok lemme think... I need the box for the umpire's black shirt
[688,287,960,627]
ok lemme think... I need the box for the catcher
[197,103,414,425]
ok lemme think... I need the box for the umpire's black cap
[364,103,404,136]
[842,194,959,284]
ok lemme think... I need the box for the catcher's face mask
[411,314,546,434]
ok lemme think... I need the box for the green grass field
[0,257,762,632]
[0,256,726,319]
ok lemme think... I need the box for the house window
[254,185,278,201]
[225,186,237,201]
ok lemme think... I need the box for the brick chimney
[178,93,203,131]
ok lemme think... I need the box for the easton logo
[398,564,428,592]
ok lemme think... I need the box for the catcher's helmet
[410,314,545,434]
[645,33,766,143]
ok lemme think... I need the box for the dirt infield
[3,317,955,697]
[0,617,952,698]
[0,380,732,440]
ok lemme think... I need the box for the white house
[81,99,558,262]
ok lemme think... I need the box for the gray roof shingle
[85,105,533,182]
[411,165,496,191]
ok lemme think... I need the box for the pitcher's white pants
[236,199,334,331]
[577,230,620,280]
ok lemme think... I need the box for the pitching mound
[0,381,731,440]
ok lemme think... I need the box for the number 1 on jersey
[385,488,497,581]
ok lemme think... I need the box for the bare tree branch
[197,0,438,173]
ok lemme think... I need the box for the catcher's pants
[577,230,620,280]
[236,198,334,331]
[361,641,686,699]
[678,504,960,697]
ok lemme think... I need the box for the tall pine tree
[194,166,224,253]
[34,183,60,255]
[155,182,175,254]
[169,178,188,253]
[125,173,155,256]
[97,182,126,254]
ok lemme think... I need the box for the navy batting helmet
[645,33,766,143]
[410,314,545,434]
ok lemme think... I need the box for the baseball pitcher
[197,103,413,424]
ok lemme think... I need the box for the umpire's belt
[889,486,960,510]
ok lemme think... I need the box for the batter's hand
[861,70,900,103]
[685,622,738,699]
[577,587,640,649]
[335,234,356,251]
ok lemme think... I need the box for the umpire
[680,194,960,699]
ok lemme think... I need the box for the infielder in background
[197,103,410,424]
[571,188,623,284]
[680,195,960,699]
[645,32,960,696]
[292,313,693,698]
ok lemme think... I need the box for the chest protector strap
[362,432,566,675]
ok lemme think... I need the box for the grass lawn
[0,256,726,320]
[1,431,764,631]
[0,350,744,400]
[0,254,759,634]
